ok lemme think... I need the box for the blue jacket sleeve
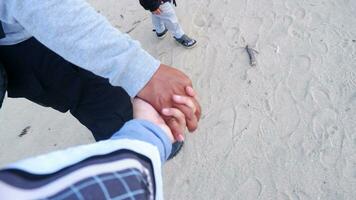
[111,119,172,163]
[0,0,160,97]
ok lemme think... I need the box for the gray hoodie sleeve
[2,0,160,97]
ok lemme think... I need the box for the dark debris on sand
[18,126,31,137]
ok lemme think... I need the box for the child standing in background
[139,0,197,48]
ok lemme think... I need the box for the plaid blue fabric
[0,148,157,200]
[45,169,150,200]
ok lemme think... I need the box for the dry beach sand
[1,0,356,199]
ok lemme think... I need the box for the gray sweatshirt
[0,0,160,97]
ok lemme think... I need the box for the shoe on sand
[0,62,6,109]
[167,141,184,160]
[154,28,168,39]
[174,34,197,48]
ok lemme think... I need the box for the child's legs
[151,14,166,33]
[155,2,185,38]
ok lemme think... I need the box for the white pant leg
[151,13,166,33]
[152,2,185,38]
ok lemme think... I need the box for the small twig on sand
[126,27,136,34]
[19,126,31,137]
[126,20,142,34]
[125,17,148,34]
[245,45,258,67]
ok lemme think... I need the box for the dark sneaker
[154,28,168,39]
[0,62,6,109]
[167,141,184,160]
[174,34,197,48]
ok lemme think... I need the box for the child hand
[161,87,198,141]
[133,98,177,142]
[133,92,197,142]
[152,8,162,15]
[160,86,199,141]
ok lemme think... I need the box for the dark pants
[0,37,133,141]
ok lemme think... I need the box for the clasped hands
[137,64,201,142]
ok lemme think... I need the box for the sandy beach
[1,0,356,199]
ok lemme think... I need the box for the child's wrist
[157,124,174,142]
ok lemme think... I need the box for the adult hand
[137,64,201,139]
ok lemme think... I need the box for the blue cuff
[111,119,172,163]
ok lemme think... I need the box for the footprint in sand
[273,85,300,138]
[311,38,329,55]
[342,157,356,183]
[279,189,312,200]
[193,10,215,28]
[339,71,356,100]
[258,44,283,81]
[157,52,171,64]
[288,23,311,40]
[287,55,312,101]
[308,12,325,29]
[278,192,291,200]
[259,118,278,146]
[311,108,344,167]
[240,17,263,44]
[235,177,262,199]
[268,15,294,41]
[310,85,332,108]
[294,7,306,19]
[193,13,206,27]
